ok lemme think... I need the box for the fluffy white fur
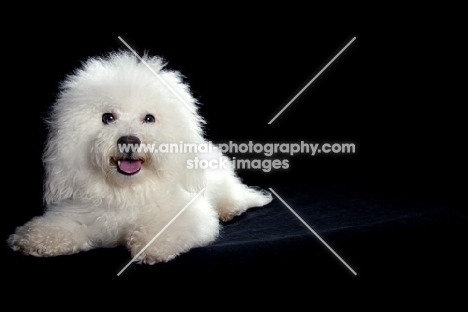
[8,51,272,264]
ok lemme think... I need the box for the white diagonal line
[117,188,206,276]
[268,37,356,124]
[269,188,357,275]
[118,36,206,124]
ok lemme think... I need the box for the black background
[3,1,464,300]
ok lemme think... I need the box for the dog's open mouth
[112,157,143,175]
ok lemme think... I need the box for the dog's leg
[7,210,93,257]
[125,192,220,264]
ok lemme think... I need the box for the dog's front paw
[126,230,184,265]
[8,224,79,257]
[131,249,178,265]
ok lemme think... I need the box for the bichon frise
[8,50,272,264]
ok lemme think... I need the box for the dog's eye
[144,114,156,123]
[102,113,116,124]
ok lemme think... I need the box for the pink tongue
[119,159,142,174]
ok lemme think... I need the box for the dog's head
[43,50,206,206]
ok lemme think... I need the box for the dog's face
[43,51,205,205]
[93,105,163,186]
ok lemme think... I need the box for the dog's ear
[180,154,207,194]
[156,137,208,194]
[42,125,76,207]
[42,108,97,207]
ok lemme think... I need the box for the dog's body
[8,51,272,264]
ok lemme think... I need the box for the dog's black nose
[117,135,141,146]
[117,136,141,155]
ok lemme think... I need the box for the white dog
[8,50,272,264]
